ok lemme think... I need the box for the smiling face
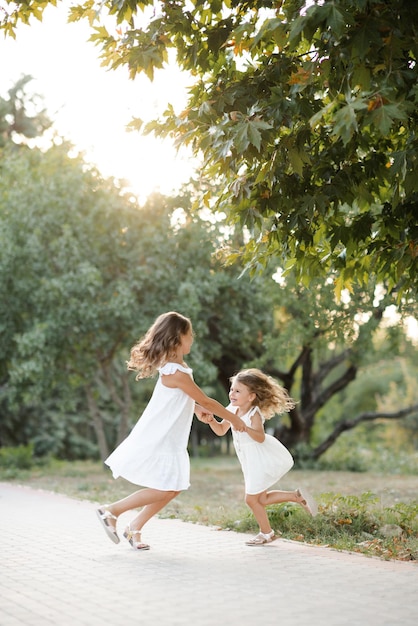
[229,380,256,414]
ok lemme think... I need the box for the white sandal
[123,524,150,551]
[296,489,318,516]
[245,530,278,546]
[96,505,120,544]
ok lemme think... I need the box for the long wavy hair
[127,311,192,379]
[230,368,295,419]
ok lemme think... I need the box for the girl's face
[180,328,194,355]
[229,381,256,411]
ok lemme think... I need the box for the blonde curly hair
[127,311,192,379]
[230,368,295,419]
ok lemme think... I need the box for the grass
[1,455,417,562]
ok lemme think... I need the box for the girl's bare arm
[162,371,245,431]
[196,410,231,436]
[208,416,231,436]
[245,409,265,443]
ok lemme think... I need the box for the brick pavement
[1,482,417,626]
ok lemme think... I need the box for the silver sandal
[123,524,150,551]
[96,505,120,544]
[245,531,278,546]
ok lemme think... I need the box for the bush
[0,444,35,470]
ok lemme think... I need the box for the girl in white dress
[197,368,317,545]
[96,311,245,550]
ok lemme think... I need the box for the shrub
[0,444,35,470]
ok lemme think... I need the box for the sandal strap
[247,533,267,544]
[98,506,117,521]
[125,525,142,537]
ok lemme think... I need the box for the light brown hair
[230,368,295,419]
[127,311,192,379]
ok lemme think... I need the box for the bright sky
[0,3,196,201]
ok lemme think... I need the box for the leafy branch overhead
[1,0,417,297]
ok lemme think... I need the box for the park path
[1,482,417,626]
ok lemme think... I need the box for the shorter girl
[96,311,245,551]
[197,368,317,545]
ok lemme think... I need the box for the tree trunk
[85,385,109,461]
[102,363,132,445]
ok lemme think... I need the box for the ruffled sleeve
[159,362,193,376]
[249,406,265,424]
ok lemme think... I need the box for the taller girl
[96,311,245,550]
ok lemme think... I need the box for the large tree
[2,0,416,295]
[241,270,418,459]
[0,141,274,460]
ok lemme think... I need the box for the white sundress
[105,362,195,491]
[230,405,294,495]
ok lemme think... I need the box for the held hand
[194,405,209,420]
[196,410,214,424]
[233,417,246,432]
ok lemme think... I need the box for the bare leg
[245,492,272,534]
[258,489,301,507]
[259,488,317,515]
[103,488,180,532]
[130,491,179,531]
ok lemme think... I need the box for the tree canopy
[0,138,275,459]
[1,0,417,297]
[1,119,416,463]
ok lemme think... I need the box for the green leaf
[368,104,407,136]
[247,122,262,151]
[233,122,249,153]
[288,148,304,176]
[332,100,367,144]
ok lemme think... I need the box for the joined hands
[195,405,246,432]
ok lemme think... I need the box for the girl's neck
[237,403,255,418]
[167,351,185,366]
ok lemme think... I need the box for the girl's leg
[245,492,272,535]
[259,489,303,507]
[101,488,180,533]
[129,490,180,531]
[107,488,179,518]
[99,488,181,550]
[259,488,317,515]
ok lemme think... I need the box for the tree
[2,0,416,295]
[0,142,141,458]
[0,75,51,146]
[0,141,275,460]
[1,139,416,462]
[234,268,418,460]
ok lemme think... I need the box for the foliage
[1,139,416,462]
[0,27,416,463]
[239,268,418,456]
[0,75,51,146]
[0,140,276,460]
[3,0,416,295]
[0,443,35,471]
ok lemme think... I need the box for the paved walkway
[1,482,417,626]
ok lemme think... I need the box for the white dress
[105,363,195,490]
[230,405,294,495]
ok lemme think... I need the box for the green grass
[1,455,417,562]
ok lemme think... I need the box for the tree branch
[313,349,352,387]
[312,404,418,459]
